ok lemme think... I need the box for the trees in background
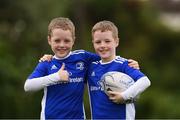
[0,0,180,118]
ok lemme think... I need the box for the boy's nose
[59,42,65,47]
[100,42,106,47]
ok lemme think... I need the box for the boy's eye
[54,39,60,43]
[105,41,110,43]
[95,41,101,44]
[64,39,71,43]
[105,39,111,43]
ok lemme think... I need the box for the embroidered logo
[76,62,84,70]
[51,65,58,70]
[91,71,95,76]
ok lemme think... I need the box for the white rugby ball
[99,71,135,94]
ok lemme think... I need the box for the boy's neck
[101,55,116,63]
[54,51,72,60]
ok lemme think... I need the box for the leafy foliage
[0,0,180,118]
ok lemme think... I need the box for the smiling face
[92,30,119,63]
[48,28,74,58]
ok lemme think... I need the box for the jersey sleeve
[84,51,100,63]
[121,76,151,102]
[24,61,61,92]
[28,61,49,79]
[121,60,151,102]
[122,61,145,81]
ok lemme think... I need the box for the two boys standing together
[24,17,151,119]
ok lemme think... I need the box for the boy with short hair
[87,20,151,119]
[24,17,139,119]
[24,17,100,119]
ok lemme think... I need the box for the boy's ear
[47,36,51,45]
[115,38,119,47]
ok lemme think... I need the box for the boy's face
[92,30,119,62]
[48,28,74,58]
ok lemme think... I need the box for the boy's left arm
[38,54,140,70]
[39,54,53,62]
[108,76,151,104]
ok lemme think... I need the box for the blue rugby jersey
[28,50,99,119]
[87,56,145,119]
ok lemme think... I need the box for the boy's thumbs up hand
[60,63,65,70]
[58,63,69,82]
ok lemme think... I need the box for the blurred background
[0,0,180,119]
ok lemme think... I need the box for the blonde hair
[92,20,119,39]
[48,17,75,40]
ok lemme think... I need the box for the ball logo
[98,71,138,103]
[99,71,135,93]
[118,76,134,88]
[76,62,84,70]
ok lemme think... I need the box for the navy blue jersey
[87,56,145,119]
[28,50,99,119]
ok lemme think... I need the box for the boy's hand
[107,91,124,104]
[39,54,53,62]
[58,63,69,82]
[128,59,140,69]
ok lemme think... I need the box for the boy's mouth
[56,48,67,52]
[99,49,108,54]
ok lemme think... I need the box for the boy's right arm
[24,72,60,92]
[86,52,140,70]
[24,63,69,92]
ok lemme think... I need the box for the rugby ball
[99,71,135,94]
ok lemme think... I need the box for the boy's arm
[108,76,151,104]
[38,53,140,70]
[121,76,151,101]
[39,54,53,62]
[24,63,69,92]
[128,59,140,69]
[24,72,60,92]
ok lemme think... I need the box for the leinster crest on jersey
[76,62,84,70]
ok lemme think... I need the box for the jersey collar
[100,56,119,65]
[53,51,72,60]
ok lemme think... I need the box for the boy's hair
[48,17,75,40]
[92,20,119,39]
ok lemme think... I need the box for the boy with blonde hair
[24,17,100,119]
[24,17,139,119]
[87,20,151,119]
